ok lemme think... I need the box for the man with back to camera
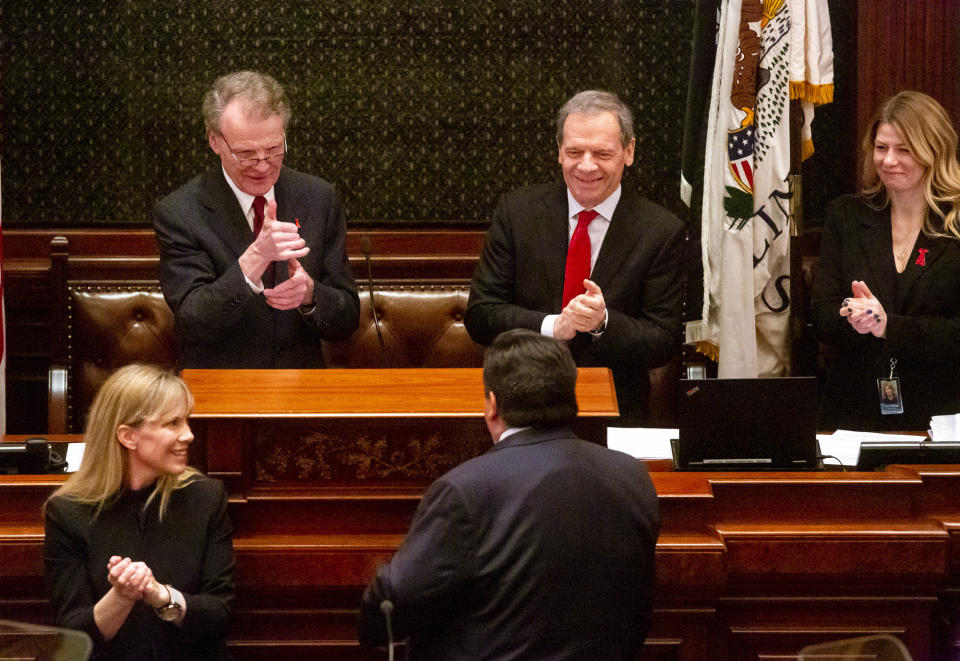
[465,90,684,425]
[358,328,661,660]
[153,70,359,368]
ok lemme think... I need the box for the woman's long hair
[861,90,960,238]
[47,364,199,519]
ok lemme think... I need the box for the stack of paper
[817,430,924,469]
[929,414,960,443]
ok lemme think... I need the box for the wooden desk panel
[183,368,618,496]
[3,427,960,659]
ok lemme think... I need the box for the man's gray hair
[202,70,291,134]
[556,90,635,147]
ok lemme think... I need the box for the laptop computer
[673,377,819,471]
[856,441,960,471]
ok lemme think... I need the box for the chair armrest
[48,365,68,434]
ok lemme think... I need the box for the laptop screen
[675,377,819,470]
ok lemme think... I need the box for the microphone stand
[361,236,388,366]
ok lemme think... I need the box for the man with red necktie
[466,90,683,424]
[153,71,359,369]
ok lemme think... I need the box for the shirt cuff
[243,274,264,294]
[541,314,559,337]
[589,309,609,337]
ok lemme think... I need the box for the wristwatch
[154,585,184,622]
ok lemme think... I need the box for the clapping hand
[553,279,607,341]
[264,258,315,310]
[106,556,168,608]
[839,280,887,338]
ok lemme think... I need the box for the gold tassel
[789,80,807,101]
[693,340,720,362]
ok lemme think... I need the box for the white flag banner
[686,0,833,377]
[752,0,794,377]
[790,0,834,160]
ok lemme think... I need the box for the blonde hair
[48,364,199,519]
[861,90,960,239]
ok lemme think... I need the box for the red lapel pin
[916,248,929,266]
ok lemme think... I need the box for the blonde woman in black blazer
[812,91,960,431]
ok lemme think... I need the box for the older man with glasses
[153,70,359,369]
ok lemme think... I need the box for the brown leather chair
[47,238,486,432]
[47,237,177,433]
[47,236,680,432]
[323,285,484,368]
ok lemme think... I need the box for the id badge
[878,377,904,415]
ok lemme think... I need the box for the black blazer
[358,426,660,661]
[153,167,360,369]
[45,476,234,661]
[465,183,684,423]
[811,195,960,430]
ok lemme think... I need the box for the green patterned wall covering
[1,1,695,225]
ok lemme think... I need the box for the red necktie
[562,209,598,308]
[252,196,267,237]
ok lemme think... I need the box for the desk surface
[182,367,619,418]
[0,435,83,444]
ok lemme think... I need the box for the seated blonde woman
[44,364,234,660]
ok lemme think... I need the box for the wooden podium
[181,367,619,495]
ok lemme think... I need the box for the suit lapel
[857,206,897,309]
[898,232,947,311]
[537,185,571,311]
[201,169,256,258]
[590,190,642,290]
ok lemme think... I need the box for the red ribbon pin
[916,248,929,266]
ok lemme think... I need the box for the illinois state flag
[684,0,833,377]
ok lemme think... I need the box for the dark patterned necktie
[251,196,274,288]
[252,196,267,237]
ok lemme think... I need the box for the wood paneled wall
[856,1,960,181]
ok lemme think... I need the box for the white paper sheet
[817,429,928,469]
[607,427,676,460]
[929,414,960,443]
[65,443,85,473]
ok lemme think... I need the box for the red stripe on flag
[741,160,754,190]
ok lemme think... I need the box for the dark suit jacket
[358,426,660,661]
[153,167,360,369]
[465,183,684,423]
[811,195,960,431]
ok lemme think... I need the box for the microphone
[380,599,395,661]
[361,236,388,366]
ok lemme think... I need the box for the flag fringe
[789,81,834,105]
[801,138,815,161]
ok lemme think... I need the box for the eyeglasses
[218,132,287,168]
